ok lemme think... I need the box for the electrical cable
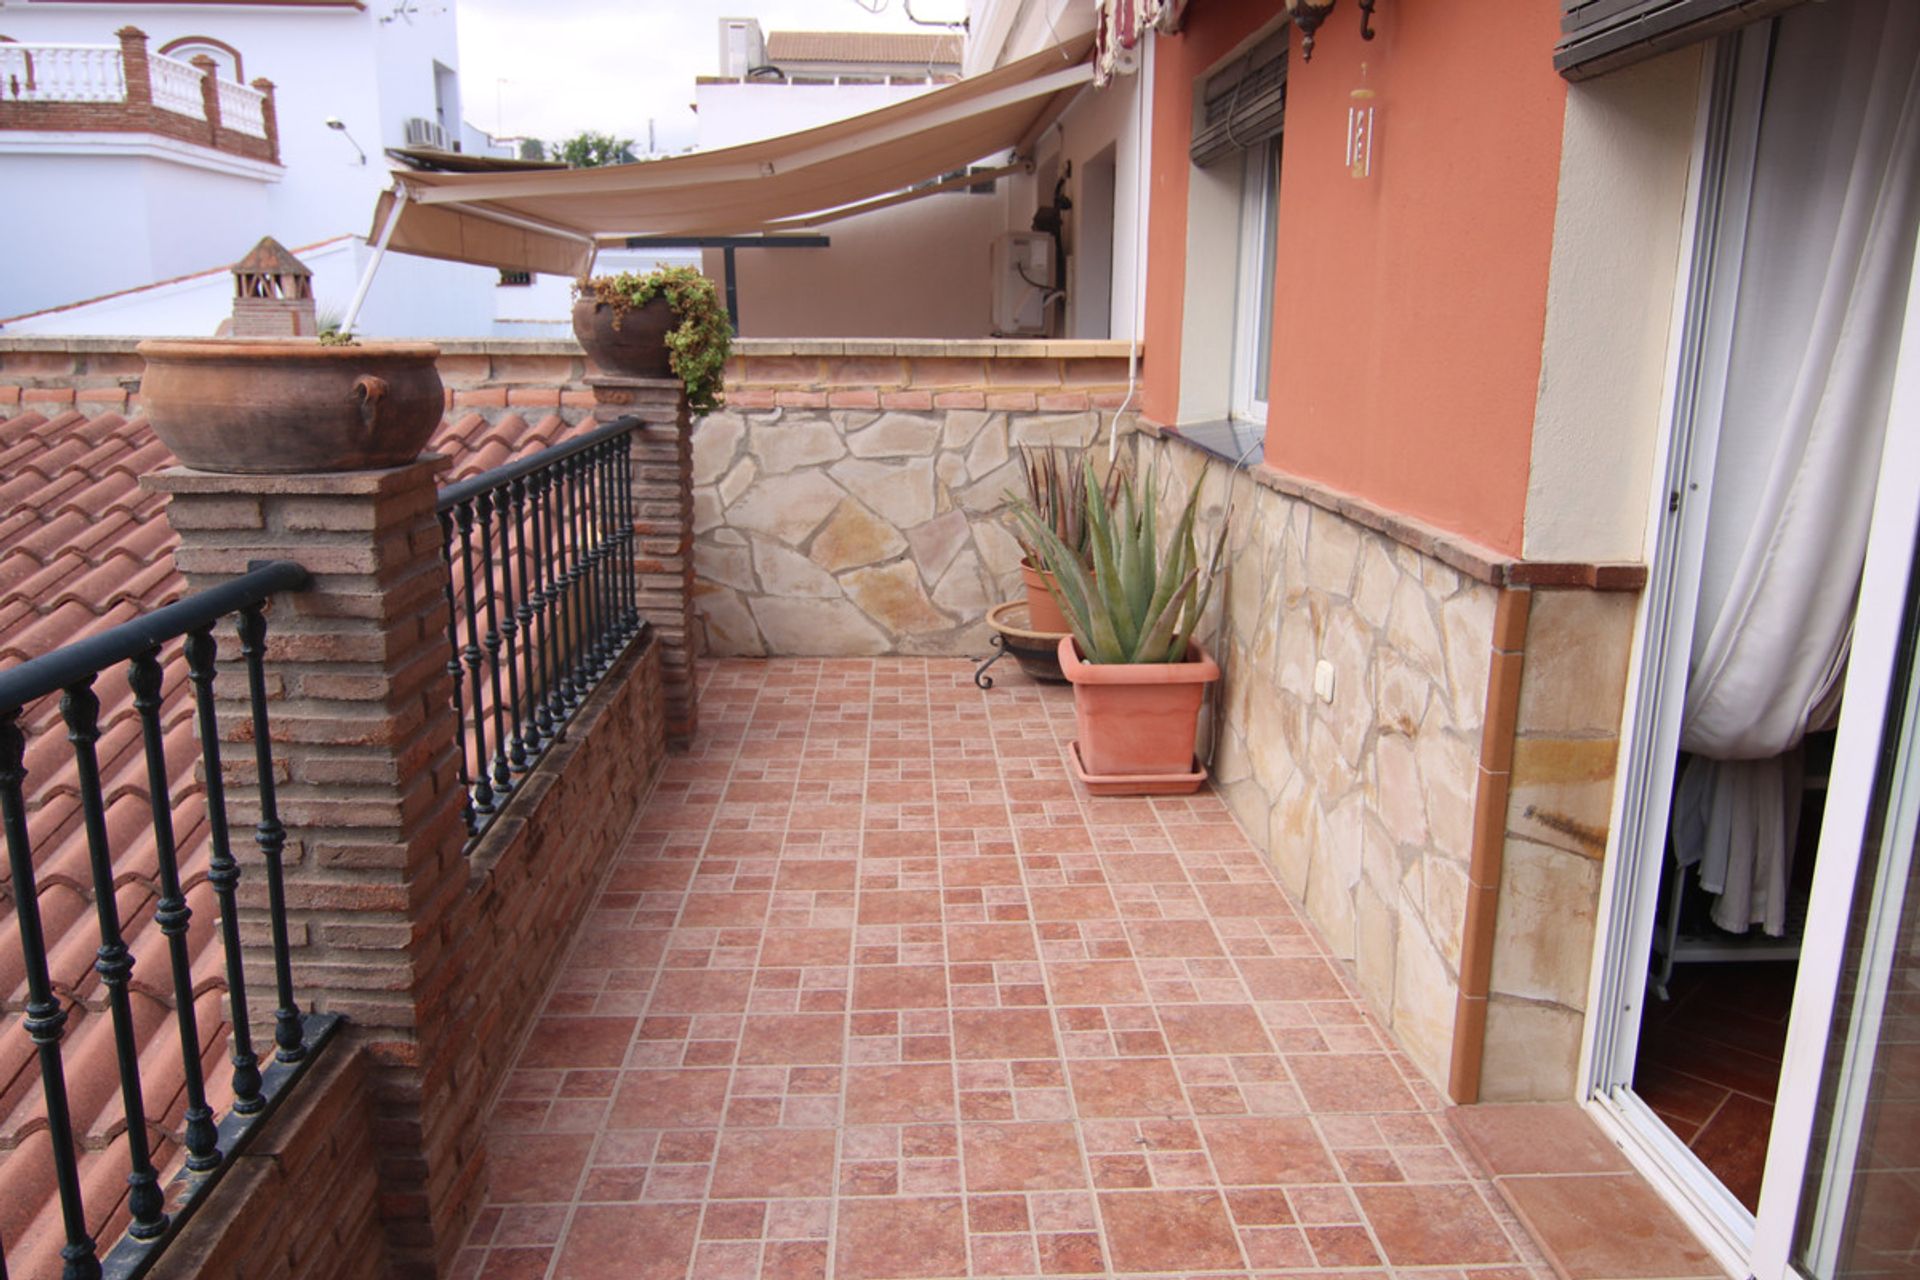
[1200,430,1265,771]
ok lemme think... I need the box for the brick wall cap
[583,375,684,391]
[141,454,451,496]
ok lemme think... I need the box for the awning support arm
[341,183,408,334]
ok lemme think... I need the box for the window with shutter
[1556,0,1803,80]
[1191,30,1287,168]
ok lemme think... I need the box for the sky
[458,0,968,155]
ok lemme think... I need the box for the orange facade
[1143,0,1569,555]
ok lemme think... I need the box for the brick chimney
[230,236,317,337]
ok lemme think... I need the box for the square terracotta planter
[1057,637,1220,788]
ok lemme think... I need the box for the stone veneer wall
[1131,426,1643,1102]
[693,343,1136,656]
[1136,432,1499,1089]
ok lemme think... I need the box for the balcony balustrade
[437,416,646,843]
[0,562,338,1280]
[0,44,126,103]
[0,28,278,164]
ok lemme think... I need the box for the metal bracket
[973,634,1012,690]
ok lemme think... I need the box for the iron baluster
[127,649,221,1172]
[60,679,167,1239]
[436,510,478,837]
[238,606,306,1064]
[559,451,582,705]
[453,502,495,816]
[619,438,639,634]
[595,442,617,669]
[184,628,263,1114]
[475,490,513,794]
[587,445,610,671]
[528,470,556,741]
[0,712,101,1280]
[541,460,571,727]
[508,475,537,760]
[569,451,593,700]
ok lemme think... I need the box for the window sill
[1160,417,1265,466]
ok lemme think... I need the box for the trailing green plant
[1013,458,1224,664]
[575,267,733,414]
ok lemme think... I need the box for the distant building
[0,0,508,334]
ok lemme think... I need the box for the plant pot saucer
[1067,741,1209,796]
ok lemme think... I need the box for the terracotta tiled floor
[454,659,1557,1280]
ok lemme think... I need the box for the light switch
[1314,659,1336,703]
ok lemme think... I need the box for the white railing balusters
[0,43,128,104]
[147,52,206,120]
[216,77,269,137]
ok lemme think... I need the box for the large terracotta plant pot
[571,296,674,377]
[1058,637,1221,794]
[1020,557,1072,634]
[137,339,443,474]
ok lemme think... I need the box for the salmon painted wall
[1144,0,1569,556]
[1139,0,1272,427]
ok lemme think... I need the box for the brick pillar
[590,375,697,744]
[144,459,483,1278]
[254,77,280,163]
[116,26,152,109]
[192,54,222,149]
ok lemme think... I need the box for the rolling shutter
[1557,0,1803,80]
[1190,31,1286,168]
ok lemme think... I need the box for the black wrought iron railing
[0,560,340,1280]
[436,417,646,843]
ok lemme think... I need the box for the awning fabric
[369,37,1094,278]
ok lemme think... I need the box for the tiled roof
[764,30,963,67]
[0,403,581,1276]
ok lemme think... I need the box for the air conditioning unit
[991,232,1055,336]
[404,116,449,149]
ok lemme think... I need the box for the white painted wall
[967,0,1097,74]
[695,80,939,144]
[0,1,516,332]
[1524,46,1704,563]
[0,146,276,317]
[694,77,1005,338]
[702,193,1002,338]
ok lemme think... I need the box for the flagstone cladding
[1131,428,1642,1104]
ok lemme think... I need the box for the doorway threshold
[1450,1103,1727,1280]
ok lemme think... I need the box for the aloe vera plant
[1012,445,1101,563]
[1014,458,1225,664]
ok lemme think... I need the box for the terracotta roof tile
[764,29,962,66]
[0,403,578,1276]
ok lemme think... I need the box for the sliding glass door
[1585,2,1920,1273]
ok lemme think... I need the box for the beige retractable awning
[368,37,1093,278]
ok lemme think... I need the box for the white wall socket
[1313,659,1336,703]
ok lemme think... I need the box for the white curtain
[1673,0,1920,935]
